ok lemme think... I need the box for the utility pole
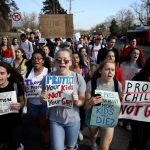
[67,0,74,14]
[69,0,72,14]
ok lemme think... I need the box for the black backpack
[91,78,119,96]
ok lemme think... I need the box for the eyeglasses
[55,58,70,64]
[32,57,43,61]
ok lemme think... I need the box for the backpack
[91,78,118,96]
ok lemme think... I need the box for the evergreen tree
[0,0,18,20]
[42,0,67,14]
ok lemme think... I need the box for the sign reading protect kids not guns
[45,76,74,108]
[90,90,121,127]
[0,91,18,115]
[24,78,42,98]
[119,80,150,122]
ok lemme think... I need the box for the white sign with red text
[11,12,23,27]
[119,80,150,122]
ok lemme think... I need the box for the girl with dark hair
[26,49,51,73]
[13,48,27,76]
[71,52,90,81]
[79,47,91,72]
[24,49,50,150]
[12,37,19,51]
[0,36,15,65]
[84,60,122,150]
[0,62,25,150]
[128,57,150,150]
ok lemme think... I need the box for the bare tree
[130,0,150,25]
[22,12,39,31]
[116,9,135,32]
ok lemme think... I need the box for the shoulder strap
[113,79,119,92]
[25,68,31,78]
[13,83,18,96]
[76,73,79,85]
[28,41,31,51]
[91,78,97,96]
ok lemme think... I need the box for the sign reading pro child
[119,80,150,122]
[45,76,74,108]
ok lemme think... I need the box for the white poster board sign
[0,91,18,115]
[24,78,42,98]
[119,80,150,122]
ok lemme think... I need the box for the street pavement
[21,114,150,150]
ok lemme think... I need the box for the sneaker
[23,106,27,114]
[78,131,84,141]
[91,143,97,150]
[17,143,24,150]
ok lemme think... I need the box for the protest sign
[119,80,150,122]
[0,91,18,115]
[45,76,74,108]
[24,78,42,98]
[90,90,121,127]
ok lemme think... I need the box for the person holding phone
[84,60,122,150]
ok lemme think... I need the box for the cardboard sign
[45,76,74,108]
[90,90,121,127]
[0,91,18,115]
[119,80,150,122]
[24,78,42,98]
[39,14,73,38]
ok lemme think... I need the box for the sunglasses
[56,59,70,64]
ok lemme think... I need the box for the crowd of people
[0,31,150,150]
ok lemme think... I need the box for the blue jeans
[49,120,80,150]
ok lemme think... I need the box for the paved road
[22,114,150,150]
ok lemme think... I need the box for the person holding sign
[84,60,122,150]
[128,57,150,150]
[120,47,145,130]
[40,48,86,150]
[0,62,25,150]
[24,50,50,150]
